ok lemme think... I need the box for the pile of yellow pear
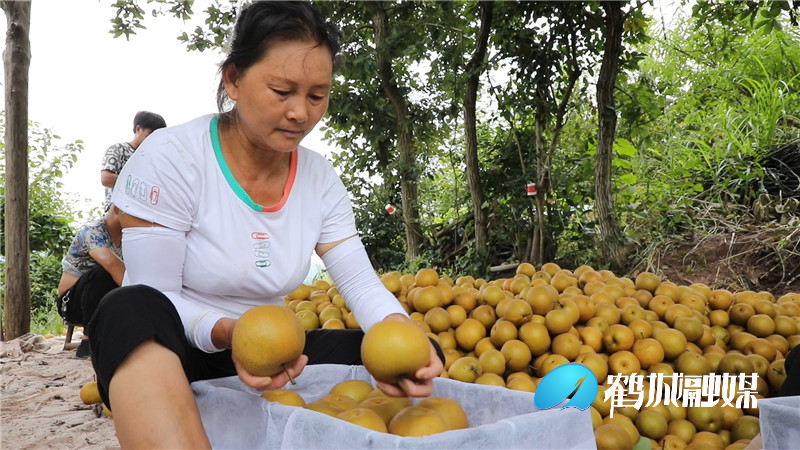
[262,379,468,437]
[285,263,800,450]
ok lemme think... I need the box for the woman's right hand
[232,353,308,391]
[217,317,309,391]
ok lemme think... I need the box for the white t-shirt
[112,114,401,349]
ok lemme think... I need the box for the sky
[1,0,333,218]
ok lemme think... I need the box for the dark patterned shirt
[61,217,122,277]
[101,142,136,211]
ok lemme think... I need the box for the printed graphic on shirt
[149,186,160,205]
[251,231,271,269]
[124,175,160,206]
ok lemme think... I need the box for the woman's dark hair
[216,1,343,112]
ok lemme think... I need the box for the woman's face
[224,39,333,153]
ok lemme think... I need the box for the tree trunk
[369,2,423,262]
[595,1,627,269]
[533,104,546,265]
[2,0,32,340]
[537,63,580,265]
[464,2,493,265]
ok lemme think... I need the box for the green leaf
[613,138,638,157]
[613,158,632,169]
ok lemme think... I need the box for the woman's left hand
[376,342,443,397]
[375,314,444,397]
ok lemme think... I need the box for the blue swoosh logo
[534,363,599,411]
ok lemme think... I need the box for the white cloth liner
[192,364,597,449]
[757,395,800,449]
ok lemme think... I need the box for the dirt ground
[0,332,118,449]
[655,230,800,297]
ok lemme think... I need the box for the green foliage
[692,1,799,36]
[29,253,63,324]
[615,4,800,250]
[177,0,237,51]
[1,112,82,330]
[352,190,408,272]
[110,0,196,40]
[30,307,65,337]
[1,115,83,255]
[547,113,602,268]
[485,1,637,267]
[109,0,146,39]
[109,0,800,278]
[317,1,463,267]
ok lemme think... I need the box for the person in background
[57,205,124,358]
[87,2,443,448]
[778,344,800,397]
[100,110,166,212]
[743,344,800,449]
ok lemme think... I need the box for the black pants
[87,284,443,409]
[779,344,800,397]
[57,265,118,328]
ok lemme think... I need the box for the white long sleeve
[121,227,224,352]
[321,236,408,331]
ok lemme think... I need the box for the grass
[30,306,67,336]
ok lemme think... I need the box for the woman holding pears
[86,2,443,447]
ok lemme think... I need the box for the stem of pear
[398,377,410,396]
[283,363,296,385]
